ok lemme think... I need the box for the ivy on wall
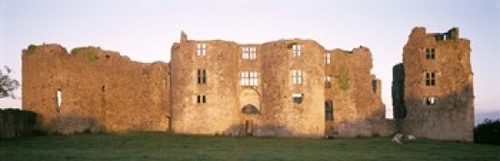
[338,63,350,91]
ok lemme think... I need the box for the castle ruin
[393,27,474,141]
[22,27,473,141]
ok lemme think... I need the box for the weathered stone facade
[22,34,387,137]
[22,27,473,140]
[324,48,389,137]
[393,27,474,141]
[170,33,387,137]
[22,45,170,134]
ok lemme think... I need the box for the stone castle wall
[398,27,474,141]
[171,35,328,137]
[22,45,170,134]
[170,36,240,135]
[22,27,473,140]
[324,48,390,137]
[258,39,325,137]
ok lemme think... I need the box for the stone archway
[239,89,260,136]
[239,89,260,111]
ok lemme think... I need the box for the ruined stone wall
[401,27,474,141]
[22,44,170,134]
[23,32,392,138]
[171,35,327,137]
[234,44,264,136]
[259,39,325,137]
[170,34,240,135]
[324,47,389,137]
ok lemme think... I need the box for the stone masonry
[22,27,473,140]
[393,27,474,141]
[170,32,387,137]
[22,45,170,134]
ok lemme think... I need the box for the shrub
[26,44,37,55]
[474,118,500,145]
[0,109,38,139]
[86,50,99,62]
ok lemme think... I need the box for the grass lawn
[1,132,499,161]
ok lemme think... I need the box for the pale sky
[1,0,499,118]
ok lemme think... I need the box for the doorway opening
[245,120,253,136]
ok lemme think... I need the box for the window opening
[292,44,302,57]
[426,48,435,60]
[197,69,206,84]
[292,93,303,104]
[56,89,62,112]
[325,101,333,121]
[240,71,258,86]
[197,95,206,104]
[325,53,331,64]
[292,70,303,85]
[325,76,331,88]
[426,97,436,106]
[425,72,435,86]
[242,47,257,59]
[197,43,206,56]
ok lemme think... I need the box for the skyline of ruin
[1,1,498,119]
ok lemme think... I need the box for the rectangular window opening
[197,43,207,56]
[240,71,259,86]
[425,97,436,106]
[426,48,435,60]
[292,93,303,104]
[197,95,206,104]
[425,72,435,86]
[242,47,257,60]
[292,44,302,57]
[292,70,303,85]
[197,69,206,84]
[325,53,331,64]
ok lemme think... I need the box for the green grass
[1,132,499,161]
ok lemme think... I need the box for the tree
[474,118,500,145]
[0,65,20,99]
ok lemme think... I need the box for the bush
[474,118,500,145]
[26,44,37,55]
[0,109,38,139]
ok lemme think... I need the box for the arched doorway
[241,104,259,136]
[239,89,260,136]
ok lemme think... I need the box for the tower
[399,27,474,141]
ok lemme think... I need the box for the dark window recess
[197,95,206,104]
[292,93,303,104]
[325,101,333,121]
[241,104,260,114]
[197,69,206,84]
[426,97,436,106]
[425,72,435,86]
[425,48,435,60]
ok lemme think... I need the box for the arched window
[241,104,260,114]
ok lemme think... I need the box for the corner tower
[400,27,474,141]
